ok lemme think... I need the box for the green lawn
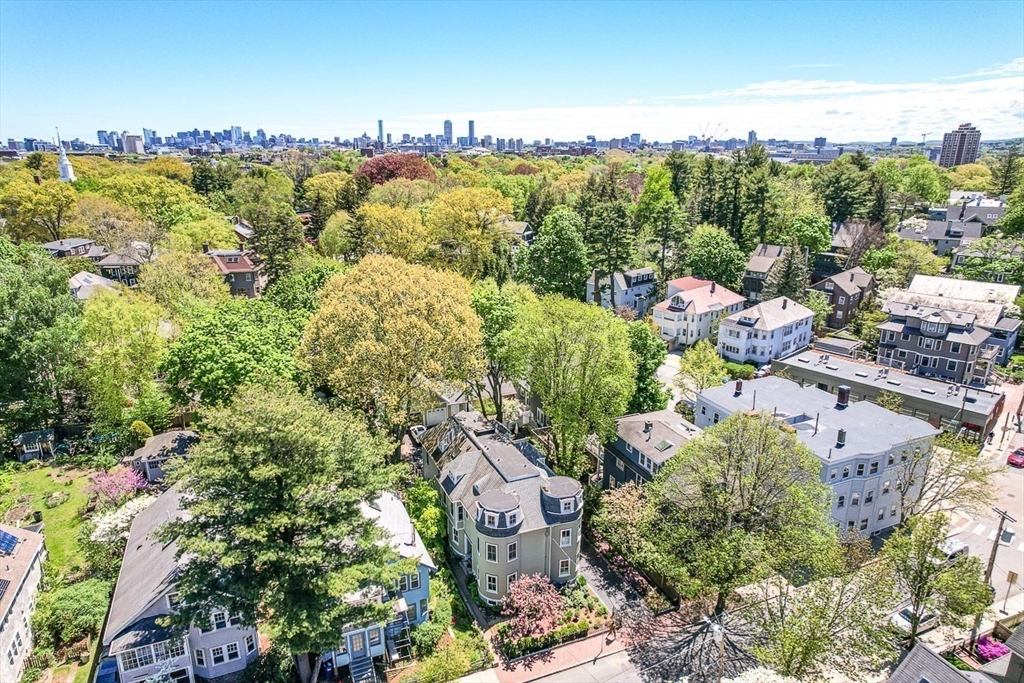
[1,465,92,571]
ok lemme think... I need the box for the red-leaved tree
[88,467,147,508]
[354,154,437,185]
[500,573,565,640]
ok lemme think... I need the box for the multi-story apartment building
[938,123,981,168]
[601,410,701,489]
[717,296,814,365]
[809,267,874,329]
[585,268,657,317]
[695,377,940,536]
[421,412,582,604]
[652,277,745,350]
[0,525,45,683]
[103,489,260,683]
[204,248,267,298]
[742,244,788,303]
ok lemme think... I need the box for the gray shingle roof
[102,489,181,647]
[360,491,436,570]
[614,410,701,465]
[887,643,997,683]
[721,297,814,331]
[129,430,198,464]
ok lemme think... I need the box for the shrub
[495,619,590,659]
[32,579,111,649]
[128,421,153,450]
[44,491,69,508]
[977,636,1011,662]
[501,574,565,640]
[412,620,446,657]
[22,668,42,683]
[724,362,756,380]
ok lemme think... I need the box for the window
[615,457,625,471]
[888,454,895,466]
[859,519,868,531]
[851,493,860,506]
[701,406,706,415]
[838,296,846,305]
[245,273,252,281]
[890,504,898,517]
[226,642,240,661]
[559,559,571,577]
[211,646,226,665]
[457,503,464,522]
[869,462,879,475]
[829,469,837,480]
[195,648,206,667]
[560,529,572,547]
[406,603,417,621]
[486,543,497,563]
[713,413,720,424]
[878,509,885,521]
[153,640,185,661]
[168,592,181,609]
[245,635,256,654]
[486,575,498,593]
[507,573,518,589]
[561,499,573,513]
[901,332,910,341]
[212,611,228,630]
[369,629,381,646]
[507,541,518,561]
[399,574,409,592]
[865,491,874,504]
[420,598,428,617]
[947,359,957,371]
[230,614,242,627]
[609,476,617,488]
[950,342,962,354]
[856,464,865,476]
[485,513,497,527]
[837,495,845,509]
[836,310,843,320]
[507,512,518,526]
[842,466,850,479]
[410,571,421,590]
[451,528,459,544]
[847,521,855,531]
[883,480,891,494]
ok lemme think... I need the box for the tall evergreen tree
[586,200,634,308]
[762,237,810,301]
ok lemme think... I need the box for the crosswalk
[964,522,1023,552]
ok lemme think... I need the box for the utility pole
[984,508,1017,586]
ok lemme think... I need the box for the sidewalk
[464,630,625,683]
[918,590,1024,652]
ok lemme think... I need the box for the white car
[933,538,969,566]
[409,425,426,445]
[890,606,939,636]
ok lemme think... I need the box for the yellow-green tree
[99,172,202,226]
[302,172,356,234]
[81,289,167,430]
[137,248,230,320]
[165,217,238,252]
[424,187,514,279]
[145,156,194,186]
[74,194,146,251]
[354,203,429,262]
[0,179,79,242]
[298,255,485,427]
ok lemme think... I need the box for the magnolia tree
[88,467,147,507]
[500,573,565,640]
[90,496,156,544]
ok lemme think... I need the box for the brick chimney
[735,380,743,395]
[782,298,788,309]
[837,385,850,408]
[202,242,210,254]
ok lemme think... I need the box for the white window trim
[507,541,518,562]
[560,528,572,547]
[558,559,571,577]
[195,648,206,667]
[486,543,498,563]
[485,574,498,594]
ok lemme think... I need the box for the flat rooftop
[774,350,1004,415]
[699,376,941,463]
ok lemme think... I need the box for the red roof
[666,276,713,292]
[207,251,263,274]
[657,278,745,315]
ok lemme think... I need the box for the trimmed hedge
[495,619,591,659]
[724,362,756,380]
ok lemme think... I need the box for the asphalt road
[527,650,642,683]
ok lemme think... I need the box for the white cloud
[378,60,1024,141]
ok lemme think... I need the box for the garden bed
[587,530,676,613]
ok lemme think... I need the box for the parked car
[933,538,969,566]
[1007,448,1024,468]
[409,425,426,445]
[95,657,119,683]
[890,606,939,636]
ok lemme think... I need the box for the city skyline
[1,1,1023,142]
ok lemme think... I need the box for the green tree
[952,237,1024,286]
[0,179,79,242]
[515,206,591,299]
[517,296,635,479]
[749,544,896,680]
[81,290,166,431]
[0,238,83,433]
[680,225,747,288]
[875,390,904,413]
[303,172,357,236]
[813,159,870,224]
[994,144,1021,197]
[781,214,832,255]
[635,166,687,280]
[882,514,990,643]
[802,290,834,333]
[584,200,634,308]
[298,254,485,428]
[243,199,305,280]
[861,234,947,290]
[159,383,406,683]
[354,203,429,262]
[165,217,238,253]
[162,299,304,407]
[650,412,834,613]
[32,579,111,650]
[318,210,353,259]
[903,162,948,204]
[99,172,202,228]
[424,187,514,279]
[674,339,727,401]
[470,279,535,424]
[626,320,669,414]
[137,248,230,320]
[762,238,810,301]
[263,251,345,317]
[892,434,996,526]
[663,151,695,207]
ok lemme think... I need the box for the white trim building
[717,297,814,365]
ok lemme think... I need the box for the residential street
[526,650,641,683]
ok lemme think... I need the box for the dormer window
[561,500,573,514]
[227,257,239,263]
[507,512,518,526]
[485,513,497,527]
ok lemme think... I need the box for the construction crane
[920,132,931,146]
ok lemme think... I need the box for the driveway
[578,541,653,628]
[656,350,684,408]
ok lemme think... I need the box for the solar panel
[0,579,9,603]
[0,530,19,555]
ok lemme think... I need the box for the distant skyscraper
[748,130,757,145]
[813,137,827,148]
[630,133,641,145]
[378,120,384,143]
[386,133,392,144]
[468,120,476,146]
[230,126,242,144]
[142,128,155,145]
[938,123,981,168]
[443,119,453,145]
[96,130,110,146]
[122,134,145,154]
[890,137,898,147]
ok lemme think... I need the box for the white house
[0,525,45,683]
[585,268,657,317]
[717,296,813,365]
[652,277,745,350]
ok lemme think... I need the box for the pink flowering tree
[88,467,147,508]
[500,573,565,640]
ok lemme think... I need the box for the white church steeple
[57,129,76,183]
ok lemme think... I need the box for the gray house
[421,412,583,604]
[602,410,701,489]
[102,488,260,683]
[127,431,199,482]
[586,268,657,316]
[897,218,987,255]
[742,244,787,304]
[204,249,267,299]
[809,267,874,329]
[696,377,940,537]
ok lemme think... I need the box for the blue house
[324,492,435,683]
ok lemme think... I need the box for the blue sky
[2,1,1022,143]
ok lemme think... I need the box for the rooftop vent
[836,428,847,447]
